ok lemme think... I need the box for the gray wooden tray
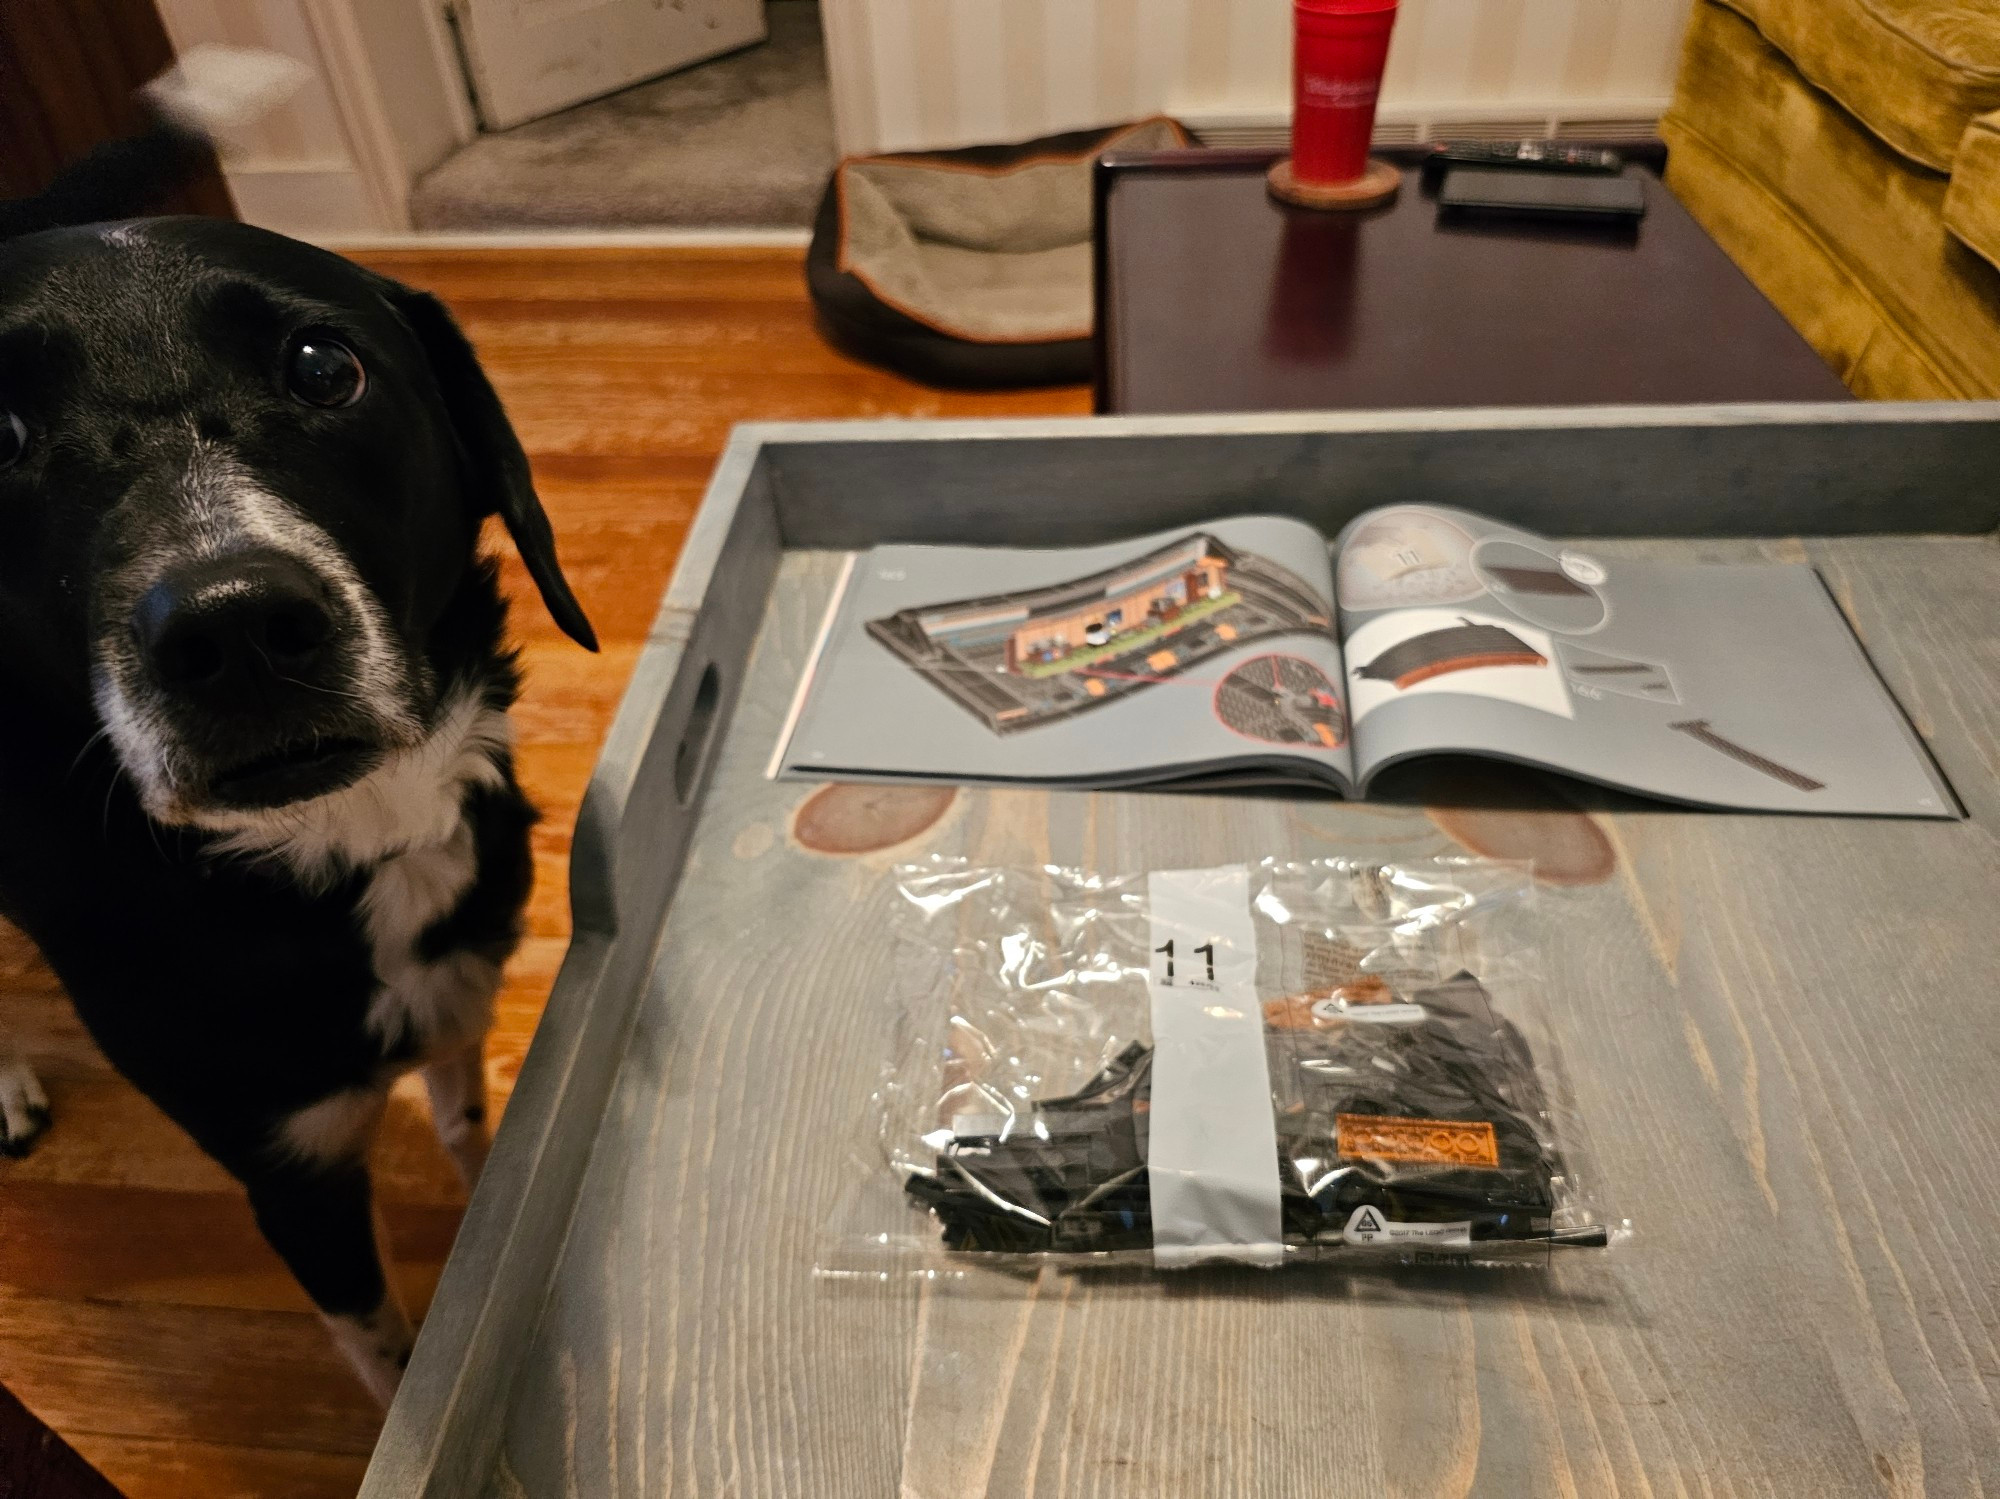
[362,404,2000,1499]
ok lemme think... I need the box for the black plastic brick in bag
[829,858,1622,1273]
[910,971,1606,1255]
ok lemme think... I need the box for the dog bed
[807,117,1188,388]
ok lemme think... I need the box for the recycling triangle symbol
[1354,1207,1384,1234]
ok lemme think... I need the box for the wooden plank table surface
[478,526,2000,1498]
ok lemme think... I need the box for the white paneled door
[452,0,767,130]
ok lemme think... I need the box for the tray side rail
[358,432,783,1499]
[754,404,2000,549]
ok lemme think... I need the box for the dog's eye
[286,338,366,409]
[0,411,25,470]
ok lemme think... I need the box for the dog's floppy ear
[383,285,599,652]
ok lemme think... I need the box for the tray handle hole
[673,663,722,806]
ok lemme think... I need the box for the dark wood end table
[1093,145,1851,414]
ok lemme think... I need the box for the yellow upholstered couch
[1661,0,2000,398]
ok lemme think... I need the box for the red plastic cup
[1290,0,1399,185]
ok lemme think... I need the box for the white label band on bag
[1145,865,1284,1268]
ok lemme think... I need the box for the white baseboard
[1182,98,1670,151]
[222,158,817,246]
[247,94,1665,248]
[223,162,391,238]
[308,226,815,251]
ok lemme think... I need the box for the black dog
[0,213,596,1402]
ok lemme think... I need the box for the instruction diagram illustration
[1558,643,1679,703]
[1214,655,1348,748]
[866,533,1331,734]
[1336,508,1482,610]
[1345,608,1572,722]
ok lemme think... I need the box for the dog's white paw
[0,1054,51,1158]
[324,1296,416,1408]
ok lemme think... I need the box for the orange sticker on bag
[1337,1114,1499,1168]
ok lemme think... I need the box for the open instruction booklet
[773,505,1954,816]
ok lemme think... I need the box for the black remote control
[1423,141,1624,179]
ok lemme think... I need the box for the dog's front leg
[250,1087,415,1405]
[245,1155,414,1406]
[0,1036,50,1156]
[423,1039,491,1190]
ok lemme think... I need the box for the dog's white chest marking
[213,688,513,1058]
[359,811,499,1057]
[270,692,513,1169]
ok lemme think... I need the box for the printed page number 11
[1154,939,1217,987]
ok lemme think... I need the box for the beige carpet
[411,1,835,230]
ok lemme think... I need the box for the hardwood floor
[0,246,1088,1499]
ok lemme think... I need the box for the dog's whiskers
[66,725,114,782]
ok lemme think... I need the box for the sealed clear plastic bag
[822,856,1623,1274]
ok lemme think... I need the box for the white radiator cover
[820,0,1692,155]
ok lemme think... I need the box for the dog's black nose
[134,553,337,699]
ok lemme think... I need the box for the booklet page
[780,516,1353,788]
[1333,506,1951,817]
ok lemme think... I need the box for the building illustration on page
[865,533,1332,734]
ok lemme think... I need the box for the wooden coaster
[1266,157,1402,211]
